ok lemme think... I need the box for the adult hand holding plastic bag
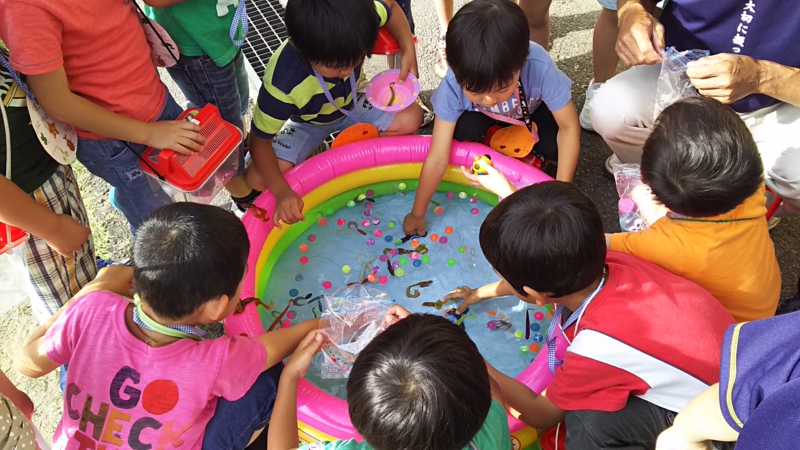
[654,47,710,120]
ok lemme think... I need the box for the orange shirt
[611,186,780,322]
[0,0,166,139]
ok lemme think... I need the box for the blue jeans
[202,363,283,450]
[166,50,248,175]
[76,93,183,232]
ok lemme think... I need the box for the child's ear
[204,295,231,322]
[521,286,548,307]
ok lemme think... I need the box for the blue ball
[412,259,422,267]
[289,288,299,297]
[384,235,393,242]
[529,323,541,332]
[531,333,544,342]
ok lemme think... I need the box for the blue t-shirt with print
[660,0,800,113]
[430,42,572,123]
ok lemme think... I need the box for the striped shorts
[21,165,96,323]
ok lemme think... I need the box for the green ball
[398,182,407,191]
[341,265,351,274]
[357,194,366,201]
[347,200,356,208]
[421,255,431,264]
[447,258,456,267]
[519,345,529,354]
[325,207,335,215]
[394,239,402,245]
[387,221,397,229]
[395,268,405,277]
[458,245,467,254]
[399,257,409,266]
[458,191,468,199]
[514,330,524,340]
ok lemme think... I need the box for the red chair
[372,28,417,70]
[766,185,783,221]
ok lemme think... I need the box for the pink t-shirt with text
[0,0,167,139]
[44,292,267,450]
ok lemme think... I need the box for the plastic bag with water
[319,285,393,379]
[654,47,710,120]
[613,163,648,232]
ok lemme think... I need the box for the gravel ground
[2,0,797,442]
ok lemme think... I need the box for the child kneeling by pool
[269,308,511,450]
[404,0,580,236]
[15,203,319,449]
[446,182,736,448]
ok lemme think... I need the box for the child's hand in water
[444,286,485,314]
[460,163,517,199]
[384,305,411,326]
[273,188,305,229]
[284,330,326,381]
[403,212,426,236]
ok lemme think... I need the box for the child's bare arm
[382,0,417,80]
[551,101,580,182]
[26,68,205,154]
[0,369,34,419]
[247,134,305,228]
[16,266,134,378]
[404,117,456,235]
[257,319,320,371]
[445,279,515,314]
[487,363,566,430]
[0,176,90,256]
[656,384,739,450]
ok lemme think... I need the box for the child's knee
[389,103,423,135]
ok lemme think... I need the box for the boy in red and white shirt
[450,181,735,448]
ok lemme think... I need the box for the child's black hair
[132,203,249,320]
[446,0,530,93]
[480,182,606,298]
[347,314,491,450]
[642,97,764,218]
[285,0,380,69]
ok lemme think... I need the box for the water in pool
[259,185,553,399]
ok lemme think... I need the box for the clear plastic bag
[613,163,648,232]
[654,47,710,120]
[319,285,393,379]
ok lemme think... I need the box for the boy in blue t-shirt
[269,309,512,450]
[247,0,423,228]
[404,0,579,235]
[656,312,800,450]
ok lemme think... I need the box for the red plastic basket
[0,222,28,255]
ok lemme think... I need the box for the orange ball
[299,244,309,252]
[529,344,541,353]
[410,239,420,248]
[430,234,439,242]
[444,226,454,234]
[367,274,376,282]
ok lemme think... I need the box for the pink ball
[471,208,480,215]
[447,192,454,199]
[374,229,383,237]
[282,320,292,328]
[534,311,545,321]
[366,238,376,246]
[337,218,346,226]
[618,198,636,214]
[409,252,420,260]
[487,321,497,331]
[379,254,389,262]
[362,219,371,227]
[469,197,478,204]
[366,189,375,196]
[365,202,373,209]
[299,256,309,264]
[286,311,296,320]
[390,249,397,256]
[379,276,388,284]
[439,237,448,244]
[322,281,333,289]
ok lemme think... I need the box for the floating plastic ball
[471,208,480,215]
[342,265,351,274]
[372,218,380,225]
[282,320,292,328]
[347,200,356,208]
[392,261,400,268]
[364,209,372,217]
[412,260,422,267]
[337,218,346,226]
[458,245,467,254]
[458,192,468,199]
[519,345,530,354]
[362,220,371,227]
[394,239,402,245]
[531,333,544,343]
[447,258,456,266]
[287,311,296,320]
[422,255,431,264]
[447,192,454,199]
[372,266,380,274]
[366,189,374,197]
[529,344,541,353]
[325,207,335,215]
[514,330,524,340]
[397,182,407,191]
[529,323,541,332]
[289,288,299,297]
[366,238,375,246]
[299,256,309,265]
[390,249,397,256]
[487,321,497,331]
[439,237,448,244]
[434,206,444,215]
[384,235,393,242]
[387,221,396,229]
[318,218,327,226]
[367,274,376,282]
[357,194,366,201]
[299,244,309,252]
[365,202,373,209]
[469,197,478,204]
[307,235,316,242]
[534,311,545,321]
[295,274,303,281]
[379,276,388,284]
[399,257,409,266]
[409,252,420,260]
[395,268,405,277]
[445,226,454,234]
[430,234,439,242]
[322,281,333,289]
[374,230,383,237]
[410,239,420,248]
[379,255,388,262]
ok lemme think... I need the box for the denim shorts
[76,92,183,232]
[272,93,395,165]
[166,50,249,174]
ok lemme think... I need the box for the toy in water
[618,198,646,232]
[405,280,433,298]
[487,319,512,331]
[489,123,538,159]
[140,105,241,204]
[0,223,28,255]
[471,154,493,175]
[444,307,474,329]
[365,69,420,113]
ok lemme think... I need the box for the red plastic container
[140,105,242,203]
[0,223,28,255]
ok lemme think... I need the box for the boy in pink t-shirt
[15,203,318,449]
[0,0,205,231]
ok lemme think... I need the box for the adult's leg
[565,396,675,449]
[202,364,283,450]
[593,7,620,84]
[590,64,661,164]
[743,102,800,216]
[518,0,553,50]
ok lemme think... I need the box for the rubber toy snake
[387,82,396,106]
[235,297,274,314]
[397,245,428,255]
[405,280,433,298]
[421,298,453,310]
[239,203,270,222]
[400,232,427,243]
[348,221,367,235]
[268,293,314,331]
[490,319,513,331]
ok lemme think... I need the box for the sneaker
[768,216,781,231]
[604,154,620,178]
[108,187,122,213]
[580,80,603,132]
[434,35,448,79]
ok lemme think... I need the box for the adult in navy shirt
[590,0,800,217]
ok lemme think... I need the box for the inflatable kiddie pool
[224,136,568,449]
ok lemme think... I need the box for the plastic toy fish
[471,154,493,175]
[487,310,509,320]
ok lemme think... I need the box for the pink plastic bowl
[365,69,420,113]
